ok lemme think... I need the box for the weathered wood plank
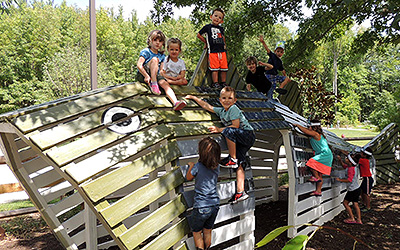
[13,83,147,133]
[46,111,159,167]
[51,192,83,217]
[141,218,190,250]
[168,122,221,138]
[63,124,172,184]
[100,168,184,227]
[82,141,181,202]
[156,110,219,123]
[120,194,187,249]
[29,97,153,150]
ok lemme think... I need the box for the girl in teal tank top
[293,119,333,196]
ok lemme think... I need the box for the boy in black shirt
[245,56,273,96]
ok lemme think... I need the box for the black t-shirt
[198,24,225,53]
[266,51,284,75]
[246,66,272,94]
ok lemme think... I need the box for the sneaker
[173,100,187,111]
[276,88,288,95]
[232,192,249,204]
[221,158,238,168]
[211,82,221,89]
[150,82,161,95]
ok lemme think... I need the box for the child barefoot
[186,137,221,250]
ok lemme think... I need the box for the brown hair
[221,86,236,98]
[362,147,373,159]
[198,137,221,170]
[212,7,225,18]
[166,37,182,62]
[348,153,362,166]
[245,56,257,65]
[147,29,166,53]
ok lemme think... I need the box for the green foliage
[369,90,399,130]
[0,200,34,212]
[255,225,294,248]
[289,67,337,124]
[282,235,308,250]
[279,173,289,186]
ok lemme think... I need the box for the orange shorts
[209,52,228,71]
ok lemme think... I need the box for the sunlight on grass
[0,200,34,212]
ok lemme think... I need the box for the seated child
[245,56,274,95]
[336,153,363,225]
[186,137,221,250]
[185,86,255,203]
[136,30,186,111]
[259,35,291,98]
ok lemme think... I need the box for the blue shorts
[221,128,255,165]
[189,205,219,232]
[265,74,287,99]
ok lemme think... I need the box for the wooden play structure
[0,51,398,249]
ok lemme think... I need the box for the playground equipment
[0,52,398,249]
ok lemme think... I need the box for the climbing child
[186,137,221,250]
[197,8,228,89]
[293,119,333,196]
[259,35,291,98]
[137,30,186,111]
[160,37,188,110]
[245,56,274,95]
[359,147,374,212]
[185,86,255,203]
[336,153,363,224]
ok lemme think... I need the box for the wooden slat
[120,194,187,249]
[141,218,190,250]
[62,211,84,234]
[211,214,255,246]
[168,122,221,137]
[82,141,181,202]
[156,110,219,123]
[51,191,84,217]
[46,111,159,167]
[29,97,153,150]
[100,168,184,227]
[64,124,172,184]
[41,181,74,203]
[13,83,147,133]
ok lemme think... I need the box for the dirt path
[0,183,399,249]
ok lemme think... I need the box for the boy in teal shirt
[185,86,255,203]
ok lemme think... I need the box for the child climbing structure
[0,51,398,249]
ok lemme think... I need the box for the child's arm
[292,124,321,140]
[259,35,271,54]
[186,162,195,181]
[208,119,239,133]
[137,56,150,83]
[282,69,287,77]
[185,95,215,113]
[258,61,274,70]
[197,33,207,49]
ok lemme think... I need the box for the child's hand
[184,95,193,99]
[259,35,264,43]
[188,162,195,167]
[208,126,220,133]
[335,177,341,182]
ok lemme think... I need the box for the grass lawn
[0,200,34,212]
[327,128,379,146]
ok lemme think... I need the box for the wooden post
[84,202,98,250]
[280,130,297,237]
[272,140,282,201]
[0,133,78,250]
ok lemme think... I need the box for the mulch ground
[0,183,399,250]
